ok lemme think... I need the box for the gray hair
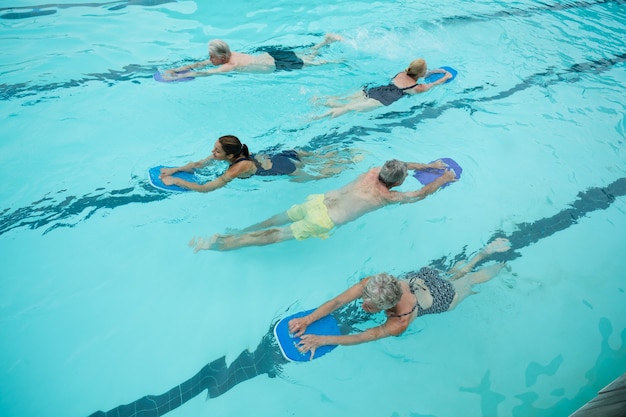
[208,39,231,58]
[362,273,403,310]
[379,159,408,188]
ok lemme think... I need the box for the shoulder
[384,189,411,203]
[362,167,381,180]
[225,160,256,178]
[384,316,410,336]
[232,52,256,64]
[410,83,428,93]
[220,61,238,71]
[347,169,376,187]
[391,71,406,81]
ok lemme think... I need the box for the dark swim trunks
[265,48,304,71]
[253,150,300,176]
[402,267,455,316]
[365,82,418,106]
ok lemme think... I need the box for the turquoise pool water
[1,1,625,416]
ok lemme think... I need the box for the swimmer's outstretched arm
[162,174,232,193]
[159,155,214,177]
[164,160,252,192]
[164,59,213,77]
[425,68,447,75]
[163,61,235,79]
[183,62,239,78]
[392,169,456,204]
[288,278,369,337]
[412,70,452,93]
[297,319,407,360]
[184,69,228,77]
[406,160,448,171]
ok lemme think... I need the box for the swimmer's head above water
[378,159,408,189]
[406,58,428,79]
[208,39,232,65]
[362,273,403,312]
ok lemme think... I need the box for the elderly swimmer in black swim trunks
[159,135,358,192]
[162,33,342,80]
[315,58,452,119]
[289,238,511,359]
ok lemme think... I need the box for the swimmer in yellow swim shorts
[190,159,456,251]
[286,194,336,240]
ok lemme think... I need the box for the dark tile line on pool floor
[87,176,626,417]
[0,52,624,237]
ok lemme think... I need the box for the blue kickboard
[148,165,200,192]
[153,70,195,83]
[274,309,341,362]
[423,66,457,84]
[412,157,462,189]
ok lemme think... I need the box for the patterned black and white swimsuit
[403,267,455,316]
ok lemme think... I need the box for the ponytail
[218,135,250,159]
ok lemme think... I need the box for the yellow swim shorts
[287,194,336,240]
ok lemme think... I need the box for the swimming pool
[1,0,625,416]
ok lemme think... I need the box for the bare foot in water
[447,238,512,281]
[189,235,219,252]
[484,237,511,254]
[325,33,343,43]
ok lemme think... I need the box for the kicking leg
[314,98,382,119]
[448,238,511,281]
[299,34,344,65]
[239,211,291,233]
[310,33,343,53]
[448,262,508,310]
[326,91,367,107]
[190,226,296,252]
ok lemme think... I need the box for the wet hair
[218,135,250,159]
[378,159,408,188]
[209,39,231,59]
[362,273,403,310]
[406,58,427,79]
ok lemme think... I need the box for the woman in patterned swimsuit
[289,238,511,359]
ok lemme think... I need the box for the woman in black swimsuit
[289,238,511,359]
[159,135,360,192]
[315,58,452,119]
[159,135,257,193]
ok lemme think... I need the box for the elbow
[330,297,347,310]
[199,182,224,193]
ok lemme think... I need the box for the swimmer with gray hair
[378,159,408,188]
[190,159,456,252]
[163,33,342,80]
[288,238,512,359]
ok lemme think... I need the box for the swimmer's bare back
[228,52,276,72]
